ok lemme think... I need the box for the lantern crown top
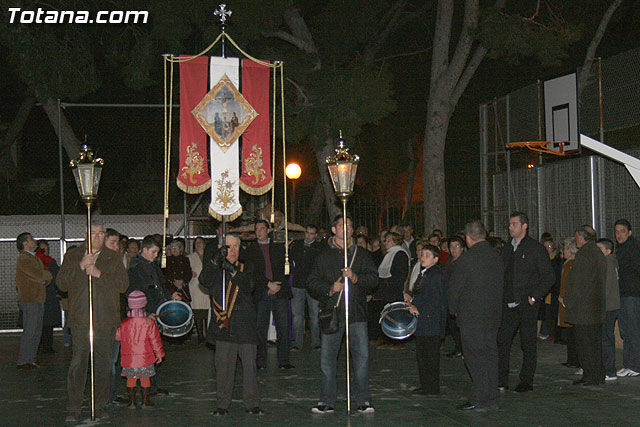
[326,130,359,165]
[70,144,104,168]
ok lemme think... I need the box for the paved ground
[1,332,639,426]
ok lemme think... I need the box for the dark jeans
[416,335,440,393]
[319,321,370,407]
[257,295,290,366]
[497,302,539,386]
[291,287,320,349]
[17,302,44,365]
[67,326,116,414]
[619,297,640,371]
[575,323,604,384]
[602,310,618,376]
[460,326,499,409]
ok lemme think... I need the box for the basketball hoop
[506,141,566,156]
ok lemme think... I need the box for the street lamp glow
[286,162,302,180]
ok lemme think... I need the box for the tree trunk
[422,98,451,234]
[40,98,82,161]
[0,96,36,181]
[306,180,325,225]
[401,138,415,222]
[578,0,624,98]
[315,139,341,220]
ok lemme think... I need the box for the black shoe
[246,407,264,415]
[498,385,509,392]
[356,402,375,414]
[412,388,439,396]
[290,346,301,352]
[213,408,228,416]
[515,382,533,393]
[42,348,56,354]
[446,351,463,358]
[573,378,587,386]
[279,363,295,370]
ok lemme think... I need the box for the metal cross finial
[214,4,232,27]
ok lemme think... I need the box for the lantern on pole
[325,131,359,413]
[70,144,103,421]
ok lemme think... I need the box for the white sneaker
[357,402,375,414]
[618,368,640,377]
[574,368,583,375]
[605,375,618,381]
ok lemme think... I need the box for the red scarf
[35,248,53,270]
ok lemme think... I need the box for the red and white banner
[178,56,211,194]
[240,59,272,195]
[178,56,272,219]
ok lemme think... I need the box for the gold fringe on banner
[239,180,273,196]
[177,179,211,194]
[208,206,243,223]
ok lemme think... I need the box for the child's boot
[127,387,137,408]
[141,387,154,407]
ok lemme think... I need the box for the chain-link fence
[482,47,640,238]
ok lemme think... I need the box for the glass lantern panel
[92,167,102,195]
[327,163,339,192]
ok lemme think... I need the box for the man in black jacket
[448,220,503,412]
[199,234,262,415]
[497,212,555,392]
[307,215,378,414]
[290,224,323,350]
[243,220,293,369]
[614,219,640,377]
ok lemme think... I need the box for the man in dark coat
[614,219,640,377]
[243,219,293,369]
[497,212,555,392]
[448,220,503,412]
[57,225,129,422]
[307,215,379,414]
[290,224,323,350]
[565,225,607,385]
[199,234,262,415]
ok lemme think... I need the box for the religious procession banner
[239,59,272,195]
[178,56,211,193]
[178,56,272,219]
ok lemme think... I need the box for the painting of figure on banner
[192,73,258,152]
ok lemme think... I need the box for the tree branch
[363,0,409,63]
[430,0,454,90]
[375,48,432,62]
[578,0,623,97]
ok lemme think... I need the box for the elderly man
[15,232,53,370]
[307,215,378,414]
[565,225,607,386]
[448,220,503,412]
[57,224,129,422]
[199,234,262,415]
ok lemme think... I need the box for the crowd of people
[13,212,640,420]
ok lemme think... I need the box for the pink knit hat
[128,291,147,309]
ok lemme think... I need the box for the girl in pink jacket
[116,291,165,408]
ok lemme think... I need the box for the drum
[155,300,194,337]
[379,301,417,340]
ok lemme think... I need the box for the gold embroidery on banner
[244,144,266,185]
[215,169,236,210]
[181,143,206,184]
